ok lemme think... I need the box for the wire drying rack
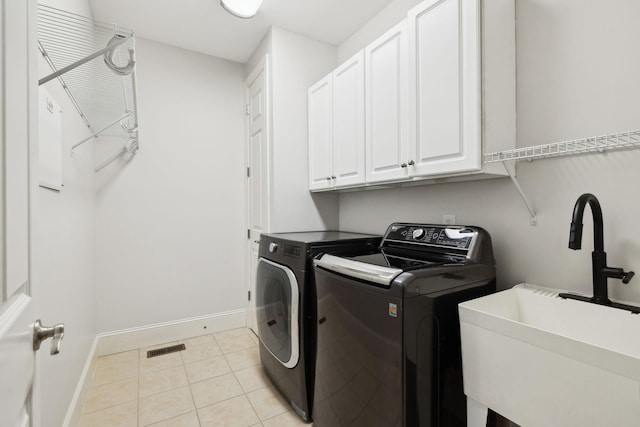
[37,4,139,172]
[483,129,640,226]
[484,130,640,163]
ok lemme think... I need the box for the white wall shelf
[484,129,640,163]
[484,129,640,225]
[37,4,139,172]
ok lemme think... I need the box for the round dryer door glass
[255,258,299,368]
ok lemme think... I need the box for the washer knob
[269,242,279,253]
[412,229,425,240]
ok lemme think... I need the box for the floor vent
[146,344,186,358]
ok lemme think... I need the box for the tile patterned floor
[79,328,310,427]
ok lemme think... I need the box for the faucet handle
[603,267,635,284]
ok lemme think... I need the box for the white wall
[95,38,246,332]
[338,0,640,305]
[37,1,97,426]
[245,29,272,79]
[338,0,423,63]
[269,27,339,232]
[245,27,340,233]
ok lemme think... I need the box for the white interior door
[1,1,42,426]
[246,56,269,334]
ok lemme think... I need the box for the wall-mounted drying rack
[484,129,640,225]
[37,5,139,172]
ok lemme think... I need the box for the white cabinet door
[308,75,334,190]
[408,0,481,176]
[332,51,365,188]
[365,20,410,183]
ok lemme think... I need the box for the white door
[408,0,481,176]
[308,74,334,191]
[1,1,63,426]
[332,51,365,188]
[365,20,410,184]
[246,56,270,334]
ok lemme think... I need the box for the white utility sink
[458,283,640,427]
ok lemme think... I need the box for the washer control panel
[384,224,475,250]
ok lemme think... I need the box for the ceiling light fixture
[220,0,263,19]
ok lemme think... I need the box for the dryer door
[256,258,300,368]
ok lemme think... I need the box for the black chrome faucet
[560,193,639,313]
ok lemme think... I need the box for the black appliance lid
[348,249,447,271]
[313,223,489,287]
[262,230,380,245]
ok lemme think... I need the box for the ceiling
[89,0,395,63]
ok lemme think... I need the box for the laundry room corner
[94,37,248,335]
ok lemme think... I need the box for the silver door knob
[33,319,64,355]
[401,163,407,168]
[407,160,415,166]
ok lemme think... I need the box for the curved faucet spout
[569,193,604,251]
[562,193,635,308]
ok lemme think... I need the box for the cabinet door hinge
[245,104,251,116]
[247,291,251,301]
[247,229,250,239]
[247,167,250,178]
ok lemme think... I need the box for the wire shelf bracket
[502,161,537,226]
[37,5,140,172]
[484,129,640,225]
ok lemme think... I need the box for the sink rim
[459,283,640,383]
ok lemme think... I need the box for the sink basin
[458,283,640,427]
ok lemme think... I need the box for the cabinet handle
[331,176,336,180]
[401,163,407,168]
[326,177,331,181]
[408,160,415,166]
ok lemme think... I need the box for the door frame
[0,0,42,425]
[244,55,271,333]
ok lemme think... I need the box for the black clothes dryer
[256,231,381,421]
[312,223,497,427]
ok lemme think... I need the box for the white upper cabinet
[332,51,366,188]
[308,75,334,190]
[365,20,410,184]
[308,0,515,191]
[407,0,481,176]
[308,51,366,190]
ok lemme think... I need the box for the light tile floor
[79,328,310,427]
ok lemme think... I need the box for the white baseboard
[63,336,99,427]
[95,309,247,356]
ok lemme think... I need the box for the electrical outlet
[443,214,456,225]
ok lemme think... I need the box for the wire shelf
[484,130,640,163]
[37,4,139,171]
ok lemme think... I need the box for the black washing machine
[256,231,381,421]
[312,223,497,426]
